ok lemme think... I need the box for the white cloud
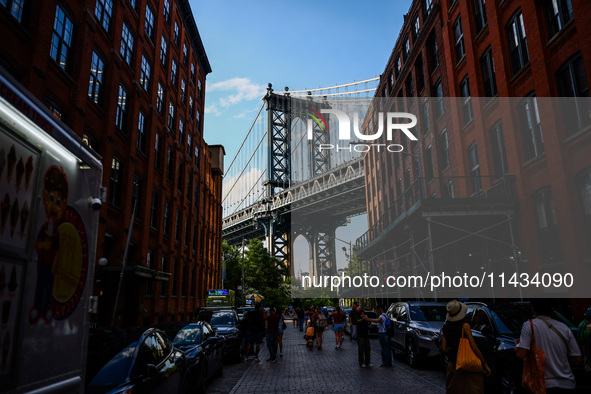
[222,167,265,212]
[207,78,266,108]
[205,103,221,116]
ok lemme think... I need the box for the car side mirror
[145,364,157,377]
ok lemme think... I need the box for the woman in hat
[441,300,491,393]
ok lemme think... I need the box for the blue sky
[190,0,410,273]
[191,0,410,159]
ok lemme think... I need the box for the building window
[438,128,450,171]
[174,21,180,45]
[460,76,473,125]
[179,117,184,146]
[532,187,562,263]
[187,133,192,157]
[137,110,146,153]
[128,0,137,12]
[171,59,178,86]
[412,14,420,41]
[157,82,164,113]
[424,0,433,15]
[556,54,591,134]
[196,109,201,131]
[132,174,142,213]
[406,76,414,108]
[480,47,497,97]
[425,145,434,180]
[545,0,573,37]
[168,101,175,130]
[576,168,591,257]
[473,0,487,34]
[180,78,186,103]
[518,94,544,161]
[88,51,104,105]
[95,0,113,34]
[172,258,178,295]
[50,5,74,71]
[163,0,170,22]
[194,145,199,167]
[177,162,184,193]
[489,121,509,177]
[186,171,192,202]
[160,35,167,66]
[198,79,203,98]
[45,99,63,120]
[175,210,181,242]
[403,36,410,60]
[415,56,425,93]
[154,132,162,170]
[115,85,127,131]
[109,157,122,207]
[183,43,188,65]
[394,55,401,78]
[194,183,198,209]
[163,201,171,236]
[434,80,444,119]
[145,5,154,42]
[506,10,529,75]
[167,147,173,181]
[160,256,167,296]
[453,16,465,63]
[467,142,482,194]
[140,55,151,92]
[426,32,438,74]
[189,96,194,117]
[83,132,99,153]
[2,0,25,22]
[120,23,134,67]
[150,189,158,229]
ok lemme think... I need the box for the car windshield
[199,311,236,326]
[409,305,447,322]
[173,326,202,346]
[365,311,378,319]
[490,307,531,335]
[89,341,136,388]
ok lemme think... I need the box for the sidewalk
[228,323,445,393]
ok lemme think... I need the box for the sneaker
[379,364,391,368]
[360,364,366,368]
[243,357,248,363]
[255,358,260,363]
[280,352,283,357]
[335,345,339,349]
[271,358,277,363]
[367,363,373,367]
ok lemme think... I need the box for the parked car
[173,322,225,393]
[344,310,378,337]
[196,307,243,362]
[387,301,447,368]
[86,328,189,394]
[237,306,254,321]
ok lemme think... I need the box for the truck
[205,289,236,307]
[0,66,103,393]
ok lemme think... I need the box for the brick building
[357,0,591,311]
[0,0,224,327]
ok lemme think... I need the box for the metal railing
[355,174,516,251]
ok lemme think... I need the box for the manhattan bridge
[221,78,379,278]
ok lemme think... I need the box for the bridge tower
[261,84,339,278]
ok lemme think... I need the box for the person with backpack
[332,306,346,349]
[363,304,392,367]
[515,299,582,392]
[313,306,327,350]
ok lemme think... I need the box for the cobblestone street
[207,322,445,393]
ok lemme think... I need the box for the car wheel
[406,340,419,368]
[196,364,207,394]
[500,365,520,394]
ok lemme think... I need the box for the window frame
[50,4,74,72]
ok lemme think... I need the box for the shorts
[315,326,325,333]
[333,323,344,332]
[246,330,263,345]
[278,325,284,334]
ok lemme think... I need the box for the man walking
[515,299,582,392]
[243,302,264,363]
[264,306,281,362]
[349,302,360,341]
[297,307,305,331]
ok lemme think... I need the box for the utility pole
[241,237,246,305]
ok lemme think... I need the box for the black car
[173,322,225,393]
[387,301,447,367]
[196,307,243,362]
[87,328,189,394]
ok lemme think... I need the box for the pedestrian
[356,310,372,367]
[441,300,491,394]
[243,302,264,363]
[297,307,305,331]
[363,304,392,367]
[276,306,289,357]
[332,306,345,349]
[515,299,582,392]
[313,306,327,350]
[349,302,360,341]
[264,306,281,362]
[577,306,591,372]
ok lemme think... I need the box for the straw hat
[446,300,468,322]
